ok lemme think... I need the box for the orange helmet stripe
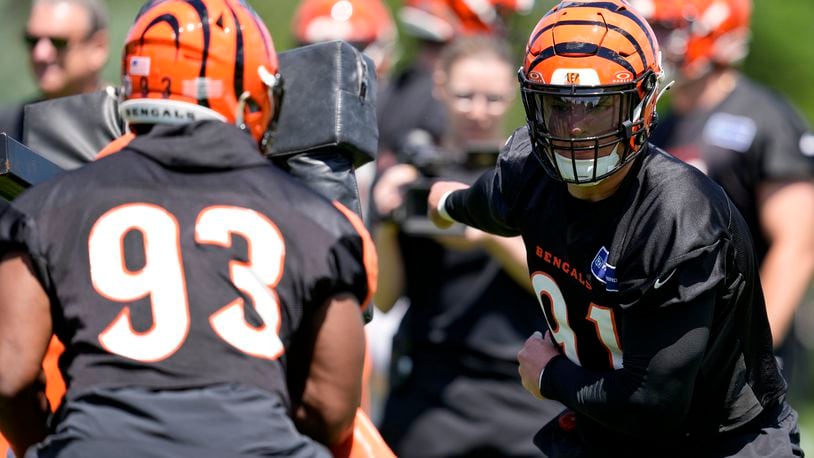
[530,19,651,57]
[527,42,637,76]
[564,2,656,53]
[526,2,658,80]
[224,3,246,100]
[183,1,212,107]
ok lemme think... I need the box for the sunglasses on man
[23,32,73,52]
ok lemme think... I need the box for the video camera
[390,129,499,236]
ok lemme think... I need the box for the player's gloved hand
[427,181,469,229]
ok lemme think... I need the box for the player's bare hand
[372,164,420,218]
[518,330,559,400]
[428,181,469,229]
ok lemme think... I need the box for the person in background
[377,0,534,170]
[427,1,801,456]
[0,2,109,454]
[292,0,397,80]
[372,34,563,457]
[633,0,814,388]
[0,0,109,141]
[0,0,374,456]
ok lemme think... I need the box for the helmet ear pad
[120,0,282,145]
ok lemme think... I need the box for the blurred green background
[0,0,812,450]
[1,0,813,126]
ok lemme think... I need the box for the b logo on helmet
[551,69,600,86]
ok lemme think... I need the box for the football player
[292,0,397,79]
[634,0,814,388]
[0,1,376,456]
[427,1,801,455]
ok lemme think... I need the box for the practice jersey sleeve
[541,242,726,436]
[0,197,52,293]
[755,90,814,180]
[610,152,738,309]
[290,197,378,320]
[445,127,541,236]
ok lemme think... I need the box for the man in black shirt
[0,1,374,456]
[427,1,800,456]
[634,0,814,389]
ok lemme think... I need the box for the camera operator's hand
[428,181,469,229]
[373,164,420,219]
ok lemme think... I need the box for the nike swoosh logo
[654,269,676,289]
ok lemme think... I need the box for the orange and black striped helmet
[399,0,534,42]
[519,0,664,184]
[292,0,397,75]
[631,0,751,80]
[120,0,283,148]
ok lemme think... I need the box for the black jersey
[651,76,814,262]
[445,127,786,451]
[0,121,375,406]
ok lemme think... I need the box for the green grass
[797,406,813,452]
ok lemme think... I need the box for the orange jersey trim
[43,336,66,409]
[331,408,396,458]
[331,202,378,310]
[1,336,66,454]
[96,132,136,159]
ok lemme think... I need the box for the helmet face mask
[249,66,285,151]
[519,0,663,185]
[521,71,658,184]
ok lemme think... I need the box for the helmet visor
[540,92,627,141]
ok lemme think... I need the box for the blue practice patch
[591,246,618,292]
[703,112,757,153]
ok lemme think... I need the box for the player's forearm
[299,294,365,446]
[757,180,814,346]
[760,242,814,347]
[372,222,406,312]
[444,171,519,237]
[0,384,50,456]
[541,297,711,435]
[541,354,698,436]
